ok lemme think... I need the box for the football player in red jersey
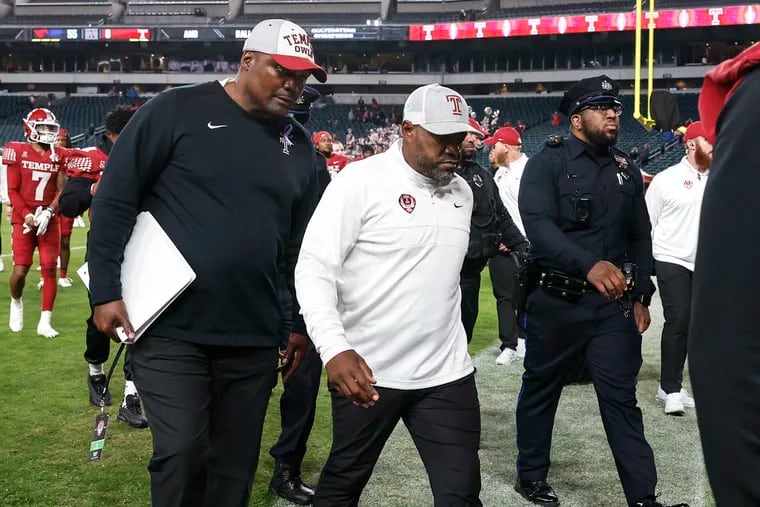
[313,131,349,178]
[4,108,71,337]
[55,128,75,288]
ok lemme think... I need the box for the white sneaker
[36,311,59,338]
[516,337,526,359]
[9,298,23,332]
[664,392,685,415]
[656,384,695,408]
[496,348,518,365]
[680,388,695,408]
[58,277,73,288]
[36,279,44,290]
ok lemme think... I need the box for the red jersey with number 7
[2,141,72,224]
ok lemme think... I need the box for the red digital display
[409,4,760,41]
[100,28,151,42]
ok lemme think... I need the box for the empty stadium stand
[0,92,698,174]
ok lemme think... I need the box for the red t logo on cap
[446,95,463,116]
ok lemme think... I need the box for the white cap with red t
[243,19,327,83]
[403,84,481,136]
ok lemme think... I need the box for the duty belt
[537,270,596,303]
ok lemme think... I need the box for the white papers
[78,211,196,343]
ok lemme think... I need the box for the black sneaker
[88,374,112,407]
[632,497,689,507]
[117,394,149,429]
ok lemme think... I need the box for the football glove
[34,206,55,235]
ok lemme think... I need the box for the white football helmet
[23,108,60,145]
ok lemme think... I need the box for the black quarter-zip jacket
[87,81,319,347]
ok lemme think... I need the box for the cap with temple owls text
[243,19,327,83]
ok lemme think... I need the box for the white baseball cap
[403,84,480,136]
[243,19,327,83]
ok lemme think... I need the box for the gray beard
[418,165,455,186]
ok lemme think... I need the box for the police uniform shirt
[295,139,475,390]
[518,134,652,297]
[457,160,527,262]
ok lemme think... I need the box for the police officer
[457,119,527,343]
[514,76,687,507]
[268,86,327,506]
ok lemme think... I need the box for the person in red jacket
[690,42,760,507]
[313,131,349,178]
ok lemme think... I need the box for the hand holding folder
[79,211,196,343]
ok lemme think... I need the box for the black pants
[488,254,522,351]
[269,343,323,469]
[84,302,133,381]
[131,335,278,507]
[460,270,483,343]
[515,290,656,505]
[314,373,482,507]
[655,261,692,394]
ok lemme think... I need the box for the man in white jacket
[487,126,530,365]
[296,83,483,506]
[645,121,712,416]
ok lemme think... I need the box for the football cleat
[36,311,59,338]
[9,299,23,332]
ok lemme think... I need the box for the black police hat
[289,86,321,125]
[559,75,621,116]
[290,86,321,114]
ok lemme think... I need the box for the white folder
[78,211,196,343]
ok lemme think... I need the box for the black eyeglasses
[581,103,624,116]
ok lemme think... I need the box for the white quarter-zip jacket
[645,156,708,271]
[493,153,528,235]
[295,140,475,390]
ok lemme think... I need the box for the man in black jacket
[58,105,148,429]
[87,19,325,507]
[456,124,528,343]
[267,85,327,506]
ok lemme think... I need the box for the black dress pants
[655,260,692,394]
[515,291,656,505]
[84,296,133,381]
[269,342,323,469]
[460,270,483,343]
[131,335,278,507]
[314,373,482,507]
[488,253,522,351]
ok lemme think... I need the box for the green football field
[0,216,712,506]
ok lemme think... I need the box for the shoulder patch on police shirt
[545,135,563,147]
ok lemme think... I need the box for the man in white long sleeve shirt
[645,121,711,416]
[487,126,529,364]
[295,83,483,506]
